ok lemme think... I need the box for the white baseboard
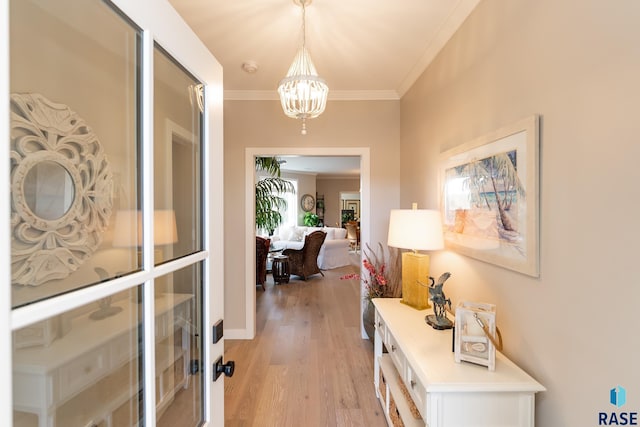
[224,328,255,340]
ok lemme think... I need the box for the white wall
[400,0,640,424]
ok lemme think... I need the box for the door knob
[214,356,235,381]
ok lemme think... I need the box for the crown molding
[315,174,361,180]
[224,89,400,101]
[397,0,481,96]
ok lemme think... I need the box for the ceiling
[169,0,480,100]
[278,155,360,177]
[169,0,480,175]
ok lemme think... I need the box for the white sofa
[270,225,350,270]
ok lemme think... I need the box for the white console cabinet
[13,293,193,427]
[373,298,545,427]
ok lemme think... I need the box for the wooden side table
[272,255,290,284]
[266,249,281,273]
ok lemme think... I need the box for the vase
[363,300,375,342]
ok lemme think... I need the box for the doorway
[244,147,371,339]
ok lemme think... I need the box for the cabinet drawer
[387,333,405,376]
[110,332,136,367]
[174,300,189,322]
[374,310,386,341]
[406,363,427,419]
[58,345,109,401]
[156,312,169,339]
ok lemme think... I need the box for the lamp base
[400,299,430,310]
[400,252,431,310]
[425,314,453,330]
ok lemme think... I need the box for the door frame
[241,147,370,339]
[0,1,225,425]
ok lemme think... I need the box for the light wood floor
[224,259,386,427]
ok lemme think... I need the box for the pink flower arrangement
[340,243,401,301]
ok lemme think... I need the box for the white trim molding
[225,89,400,101]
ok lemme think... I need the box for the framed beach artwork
[439,116,540,277]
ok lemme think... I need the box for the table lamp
[113,210,178,302]
[387,203,444,310]
[113,209,178,264]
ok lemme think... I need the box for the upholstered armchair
[256,236,271,290]
[282,231,326,280]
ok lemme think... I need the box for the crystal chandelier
[277,0,328,135]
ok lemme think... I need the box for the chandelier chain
[301,1,306,49]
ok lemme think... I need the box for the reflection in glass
[113,210,177,248]
[10,0,141,307]
[155,263,203,426]
[12,288,142,427]
[24,161,75,221]
[154,45,203,265]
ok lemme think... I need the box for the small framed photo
[454,301,496,370]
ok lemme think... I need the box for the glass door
[2,0,225,425]
[153,43,204,427]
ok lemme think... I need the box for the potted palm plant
[255,156,294,235]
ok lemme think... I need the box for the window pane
[9,0,141,307]
[156,263,203,426]
[12,288,143,426]
[285,180,298,227]
[153,45,203,265]
[256,176,297,230]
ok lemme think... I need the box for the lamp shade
[387,209,444,251]
[113,209,178,247]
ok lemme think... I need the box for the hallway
[224,262,386,426]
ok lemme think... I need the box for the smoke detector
[241,60,259,74]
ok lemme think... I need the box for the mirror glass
[24,161,75,221]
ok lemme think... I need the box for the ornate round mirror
[23,161,76,221]
[10,93,113,286]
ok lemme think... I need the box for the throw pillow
[279,225,294,241]
[291,227,305,242]
[323,227,335,240]
[334,227,347,239]
[306,227,322,236]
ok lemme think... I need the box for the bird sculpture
[426,272,453,330]
[89,267,123,320]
